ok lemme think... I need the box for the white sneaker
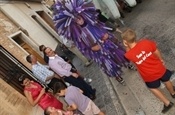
[87,78,92,83]
[84,78,92,83]
[65,82,70,86]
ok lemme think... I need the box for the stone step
[110,69,175,115]
[109,70,144,115]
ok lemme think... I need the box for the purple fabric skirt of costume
[77,39,129,77]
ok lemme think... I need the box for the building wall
[0,78,34,115]
[0,2,75,114]
[0,11,43,115]
[0,11,31,68]
[0,2,59,50]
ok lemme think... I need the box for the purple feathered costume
[53,0,129,77]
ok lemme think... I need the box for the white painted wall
[0,2,59,50]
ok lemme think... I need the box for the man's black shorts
[145,69,172,88]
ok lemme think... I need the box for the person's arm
[53,74,61,79]
[153,48,164,64]
[91,44,101,51]
[71,73,79,78]
[24,88,45,106]
[53,66,73,77]
[67,104,78,111]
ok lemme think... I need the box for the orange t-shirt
[125,39,166,82]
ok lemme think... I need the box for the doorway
[10,31,46,64]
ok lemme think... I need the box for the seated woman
[19,75,63,110]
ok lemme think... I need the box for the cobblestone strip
[81,63,126,115]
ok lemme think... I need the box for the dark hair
[43,47,48,54]
[80,21,87,28]
[96,9,101,14]
[18,74,27,84]
[39,45,45,51]
[53,82,67,95]
[44,107,50,115]
[26,55,32,63]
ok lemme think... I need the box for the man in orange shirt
[121,29,175,113]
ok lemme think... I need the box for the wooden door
[12,34,46,64]
[21,42,46,64]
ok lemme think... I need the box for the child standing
[121,29,175,113]
[53,82,105,115]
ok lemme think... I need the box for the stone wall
[0,11,44,115]
[0,79,35,115]
[0,11,31,69]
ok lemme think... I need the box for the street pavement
[59,0,175,115]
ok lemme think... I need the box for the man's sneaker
[87,78,92,83]
[162,102,174,113]
[65,82,71,86]
[116,77,126,86]
[128,64,137,71]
